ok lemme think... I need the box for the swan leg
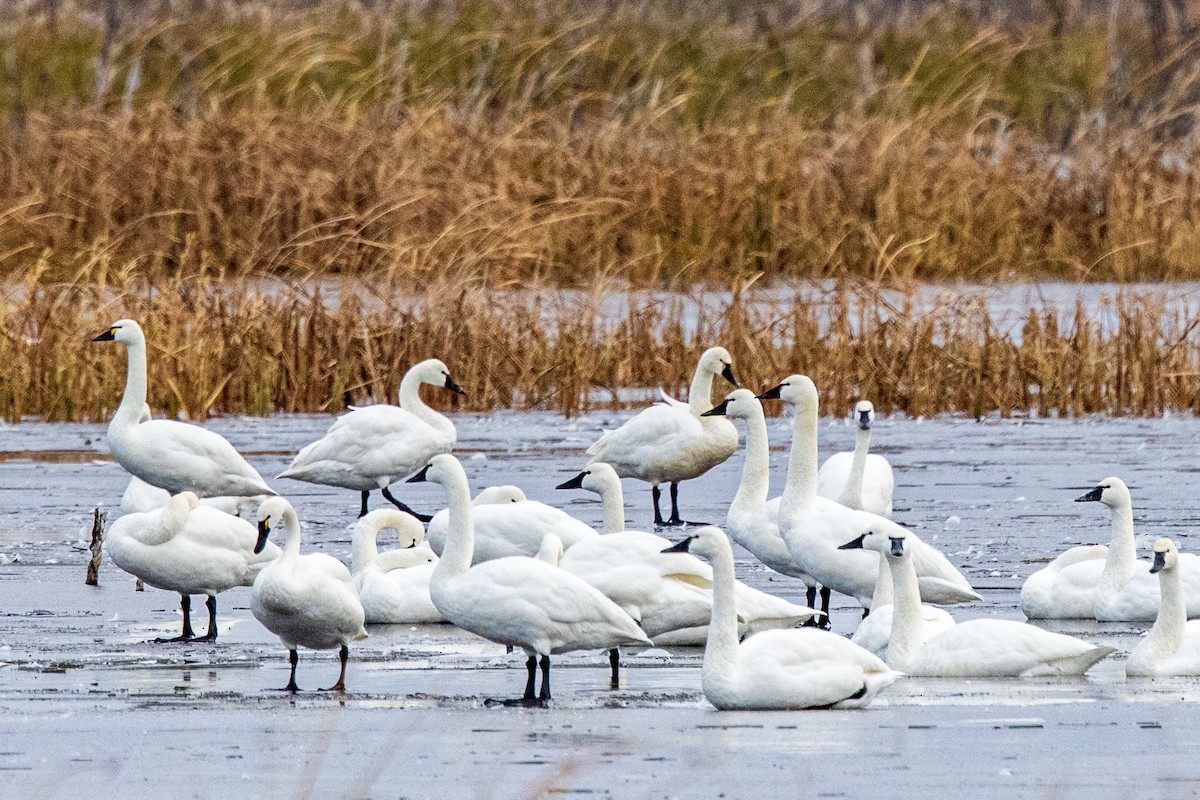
[323,644,348,692]
[801,586,820,627]
[609,648,620,689]
[817,587,832,631]
[155,594,197,642]
[359,491,370,518]
[498,655,541,706]
[381,486,433,523]
[652,485,666,527]
[664,482,707,527]
[537,655,551,703]
[192,595,218,642]
[282,648,300,693]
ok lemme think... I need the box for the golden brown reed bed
[6,274,1200,423]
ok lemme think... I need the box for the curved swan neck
[1099,502,1137,590]
[780,400,818,509]
[280,508,303,562]
[399,370,454,437]
[701,538,741,684]
[885,552,923,672]
[731,407,771,516]
[114,335,149,423]
[686,365,716,417]
[871,550,894,608]
[350,522,380,573]
[433,470,475,579]
[598,479,626,534]
[837,428,870,509]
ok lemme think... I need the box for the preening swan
[816,400,894,517]
[1127,539,1200,677]
[92,319,275,498]
[664,527,901,710]
[350,509,443,624]
[251,498,367,692]
[761,375,978,620]
[105,491,281,641]
[425,493,598,564]
[409,454,652,706]
[1022,478,1200,621]
[843,530,1114,677]
[585,346,739,526]
[278,358,465,519]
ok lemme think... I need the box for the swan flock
[86,319,1172,709]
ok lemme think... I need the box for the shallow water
[3,411,1200,798]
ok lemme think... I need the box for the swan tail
[1033,646,1116,676]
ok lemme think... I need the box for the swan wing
[126,419,271,497]
[1020,553,1105,619]
[731,629,895,709]
[427,502,598,563]
[913,619,1112,677]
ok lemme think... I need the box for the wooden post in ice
[85,508,105,586]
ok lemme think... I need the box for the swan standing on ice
[278,358,465,519]
[1022,478,1200,621]
[816,400,894,517]
[1127,539,1200,677]
[92,319,275,498]
[664,527,901,710]
[761,375,978,621]
[409,454,652,706]
[106,491,281,641]
[842,530,1114,677]
[351,509,444,624]
[585,347,739,527]
[251,498,367,692]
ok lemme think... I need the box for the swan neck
[433,473,475,579]
[114,336,149,423]
[870,550,893,608]
[599,481,626,534]
[1151,565,1186,645]
[701,539,742,685]
[1099,503,1137,590]
[399,371,454,437]
[350,522,379,573]
[280,508,303,563]
[686,364,716,417]
[885,553,923,672]
[730,408,771,516]
[837,428,870,509]
[780,401,818,509]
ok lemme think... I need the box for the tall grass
[6,273,1200,422]
[2,1,1200,283]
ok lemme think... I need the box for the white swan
[251,498,367,692]
[409,454,652,706]
[555,461,818,642]
[816,400,894,517]
[762,375,979,618]
[849,548,955,660]
[1022,478,1200,621]
[665,527,901,710]
[278,358,465,519]
[106,491,281,641]
[92,319,275,498]
[844,529,1114,677]
[426,494,598,564]
[585,346,739,526]
[1127,539,1200,677]
[350,509,443,624]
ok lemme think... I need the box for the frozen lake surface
[3,410,1200,798]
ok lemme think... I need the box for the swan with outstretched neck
[410,454,652,705]
[664,527,901,710]
[816,400,894,517]
[1127,538,1200,677]
[251,498,367,692]
[278,358,465,519]
[91,319,275,498]
[585,347,739,526]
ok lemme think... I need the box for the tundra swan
[664,527,901,710]
[409,454,652,706]
[91,319,275,498]
[1023,478,1200,621]
[585,346,738,526]
[849,548,956,660]
[105,491,280,641]
[277,358,465,519]
[762,375,978,620]
[1127,539,1200,677]
[350,509,443,624]
[843,530,1114,677]
[816,400,894,517]
[425,493,598,564]
[251,498,367,692]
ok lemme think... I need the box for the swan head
[840,528,907,559]
[356,509,425,547]
[660,526,730,561]
[165,491,200,516]
[699,347,738,388]
[411,358,466,395]
[1151,538,1178,574]
[536,533,565,565]
[407,453,466,488]
[702,388,760,420]
[473,485,527,505]
[854,400,875,430]
[91,318,144,345]
[255,497,295,554]
[1075,477,1131,509]
[555,462,620,495]
[756,374,818,414]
